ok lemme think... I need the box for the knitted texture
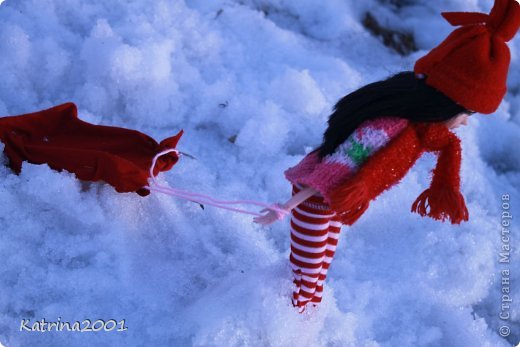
[329,122,469,225]
[414,0,520,114]
[284,116,409,205]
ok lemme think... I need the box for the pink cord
[143,149,290,219]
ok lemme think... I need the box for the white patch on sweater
[358,127,390,149]
[323,123,391,168]
[325,139,356,167]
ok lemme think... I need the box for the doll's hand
[253,203,289,226]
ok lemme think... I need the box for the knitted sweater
[284,116,409,206]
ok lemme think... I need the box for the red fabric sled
[0,102,183,196]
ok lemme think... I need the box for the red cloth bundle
[0,102,183,196]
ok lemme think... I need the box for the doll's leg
[312,215,343,304]
[289,184,335,309]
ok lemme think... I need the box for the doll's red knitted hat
[414,0,520,114]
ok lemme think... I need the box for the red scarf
[329,122,469,225]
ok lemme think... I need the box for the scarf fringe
[411,186,469,224]
[329,181,370,225]
[326,123,470,225]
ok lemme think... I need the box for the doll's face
[444,111,472,129]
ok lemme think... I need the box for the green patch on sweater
[347,138,372,165]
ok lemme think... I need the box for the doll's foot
[296,303,319,314]
[292,298,319,314]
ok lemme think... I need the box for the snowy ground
[0,0,519,346]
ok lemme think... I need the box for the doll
[254,0,520,312]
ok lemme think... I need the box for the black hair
[316,71,475,159]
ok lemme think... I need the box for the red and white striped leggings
[290,183,343,310]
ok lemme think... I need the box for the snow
[0,0,519,346]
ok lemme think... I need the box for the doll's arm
[281,186,319,210]
[253,186,319,226]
